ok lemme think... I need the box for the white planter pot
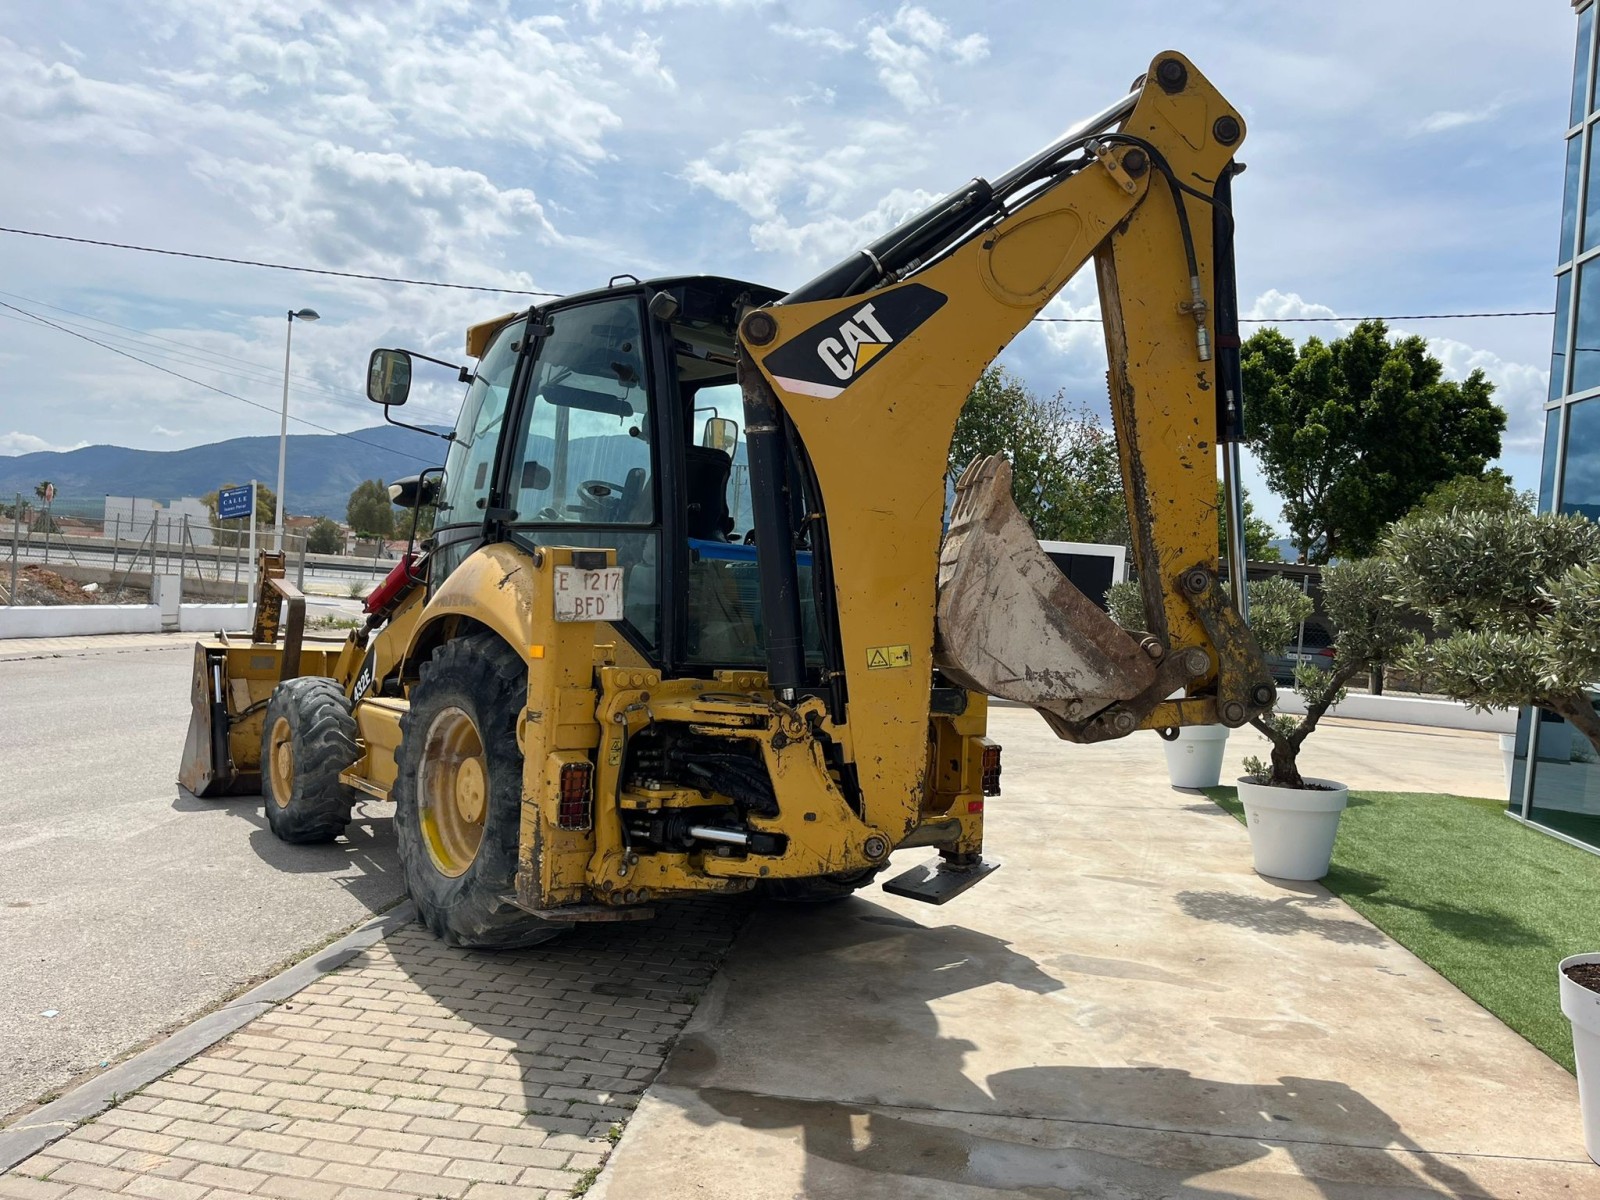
[1236,776,1349,881]
[1162,725,1230,789]
[1559,952,1600,1165]
[1499,733,1516,792]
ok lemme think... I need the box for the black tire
[261,676,360,844]
[761,868,883,903]
[393,634,567,950]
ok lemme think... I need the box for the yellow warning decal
[866,644,912,670]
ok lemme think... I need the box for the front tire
[394,635,566,949]
[261,677,360,844]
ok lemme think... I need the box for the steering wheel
[578,479,625,503]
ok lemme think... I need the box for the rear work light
[557,762,594,831]
[981,742,1002,797]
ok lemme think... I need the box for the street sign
[218,484,253,521]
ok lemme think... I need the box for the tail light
[981,742,1002,796]
[558,762,594,831]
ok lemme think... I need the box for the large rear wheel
[394,634,567,949]
[761,868,883,903]
[260,676,360,844]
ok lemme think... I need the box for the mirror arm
[403,349,473,383]
[384,407,455,442]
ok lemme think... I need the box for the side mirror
[703,416,738,454]
[387,474,439,509]
[367,349,412,407]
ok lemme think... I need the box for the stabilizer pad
[881,856,1002,905]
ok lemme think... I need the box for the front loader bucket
[934,455,1159,740]
[179,642,258,797]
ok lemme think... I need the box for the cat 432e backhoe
[180,52,1275,947]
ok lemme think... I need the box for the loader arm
[737,52,1273,817]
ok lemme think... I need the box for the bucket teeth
[933,455,1157,739]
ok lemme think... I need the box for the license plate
[554,566,624,623]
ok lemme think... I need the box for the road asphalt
[0,639,404,1123]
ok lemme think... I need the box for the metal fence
[4,493,405,605]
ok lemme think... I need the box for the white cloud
[683,121,912,221]
[1244,289,1345,324]
[593,32,678,91]
[192,142,560,279]
[1409,332,1549,452]
[682,119,929,259]
[1412,103,1503,136]
[864,5,988,111]
[752,186,940,262]
[1035,275,1105,359]
[0,432,89,455]
[773,23,853,53]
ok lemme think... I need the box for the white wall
[0,603,252,639]
[1273,688,1515,733]
[168,498,214,547]
[0,604,159,638]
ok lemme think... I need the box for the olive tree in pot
[1106,580,1231,788]
[1383,509,1600,1159]
[1384,508,1600,761]
[1237,561,1415,880]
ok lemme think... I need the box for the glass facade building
[1511,0,1600,849]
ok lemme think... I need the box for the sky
[0,0,1577,530]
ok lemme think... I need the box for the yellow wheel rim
[268,716,294,808]
[419,706,488,878]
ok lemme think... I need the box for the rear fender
[404,544,543,673]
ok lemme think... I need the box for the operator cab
[377,276,826,677]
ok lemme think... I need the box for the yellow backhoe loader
[180,52,1274,947]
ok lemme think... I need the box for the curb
[0,902,416,1174]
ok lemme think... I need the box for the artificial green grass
[1204,786,1600,1073]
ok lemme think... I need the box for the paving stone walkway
[3,902,747,1200]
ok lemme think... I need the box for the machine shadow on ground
[643,896,1485,1200]
[301,892,758,1158]
[172,787,400,912]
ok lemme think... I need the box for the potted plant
[1107,580,1232,788]
[1561,954,1600,1164]
[1236,560,1415,880]
[1384,507,1600,769]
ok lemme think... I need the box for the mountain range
[0,425,450,520]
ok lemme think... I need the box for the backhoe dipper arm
[736,53,1273,834]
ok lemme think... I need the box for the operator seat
[684,445,733,541]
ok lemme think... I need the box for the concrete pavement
[4,698,1590,1197]
[4,903,746,1200]
[596,709,1589,1197]
[0,640,404,1121]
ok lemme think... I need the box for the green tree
[347,479,395,539]
[1244,562,1417,787]
[1402,470,1532,522]
[1218,483,1280,562]
[1241,320,1505,563]
[307,517,344,555]
[949,366,1125,544]
[1385,509,1600,755]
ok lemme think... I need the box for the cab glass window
[439,318,525,528]
[510,298,653,525]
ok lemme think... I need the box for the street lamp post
[275,307,320,548]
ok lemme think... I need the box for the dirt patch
[2,566,147,606]
[1564,962,1600,995]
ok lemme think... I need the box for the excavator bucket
[934,455,1161,740]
